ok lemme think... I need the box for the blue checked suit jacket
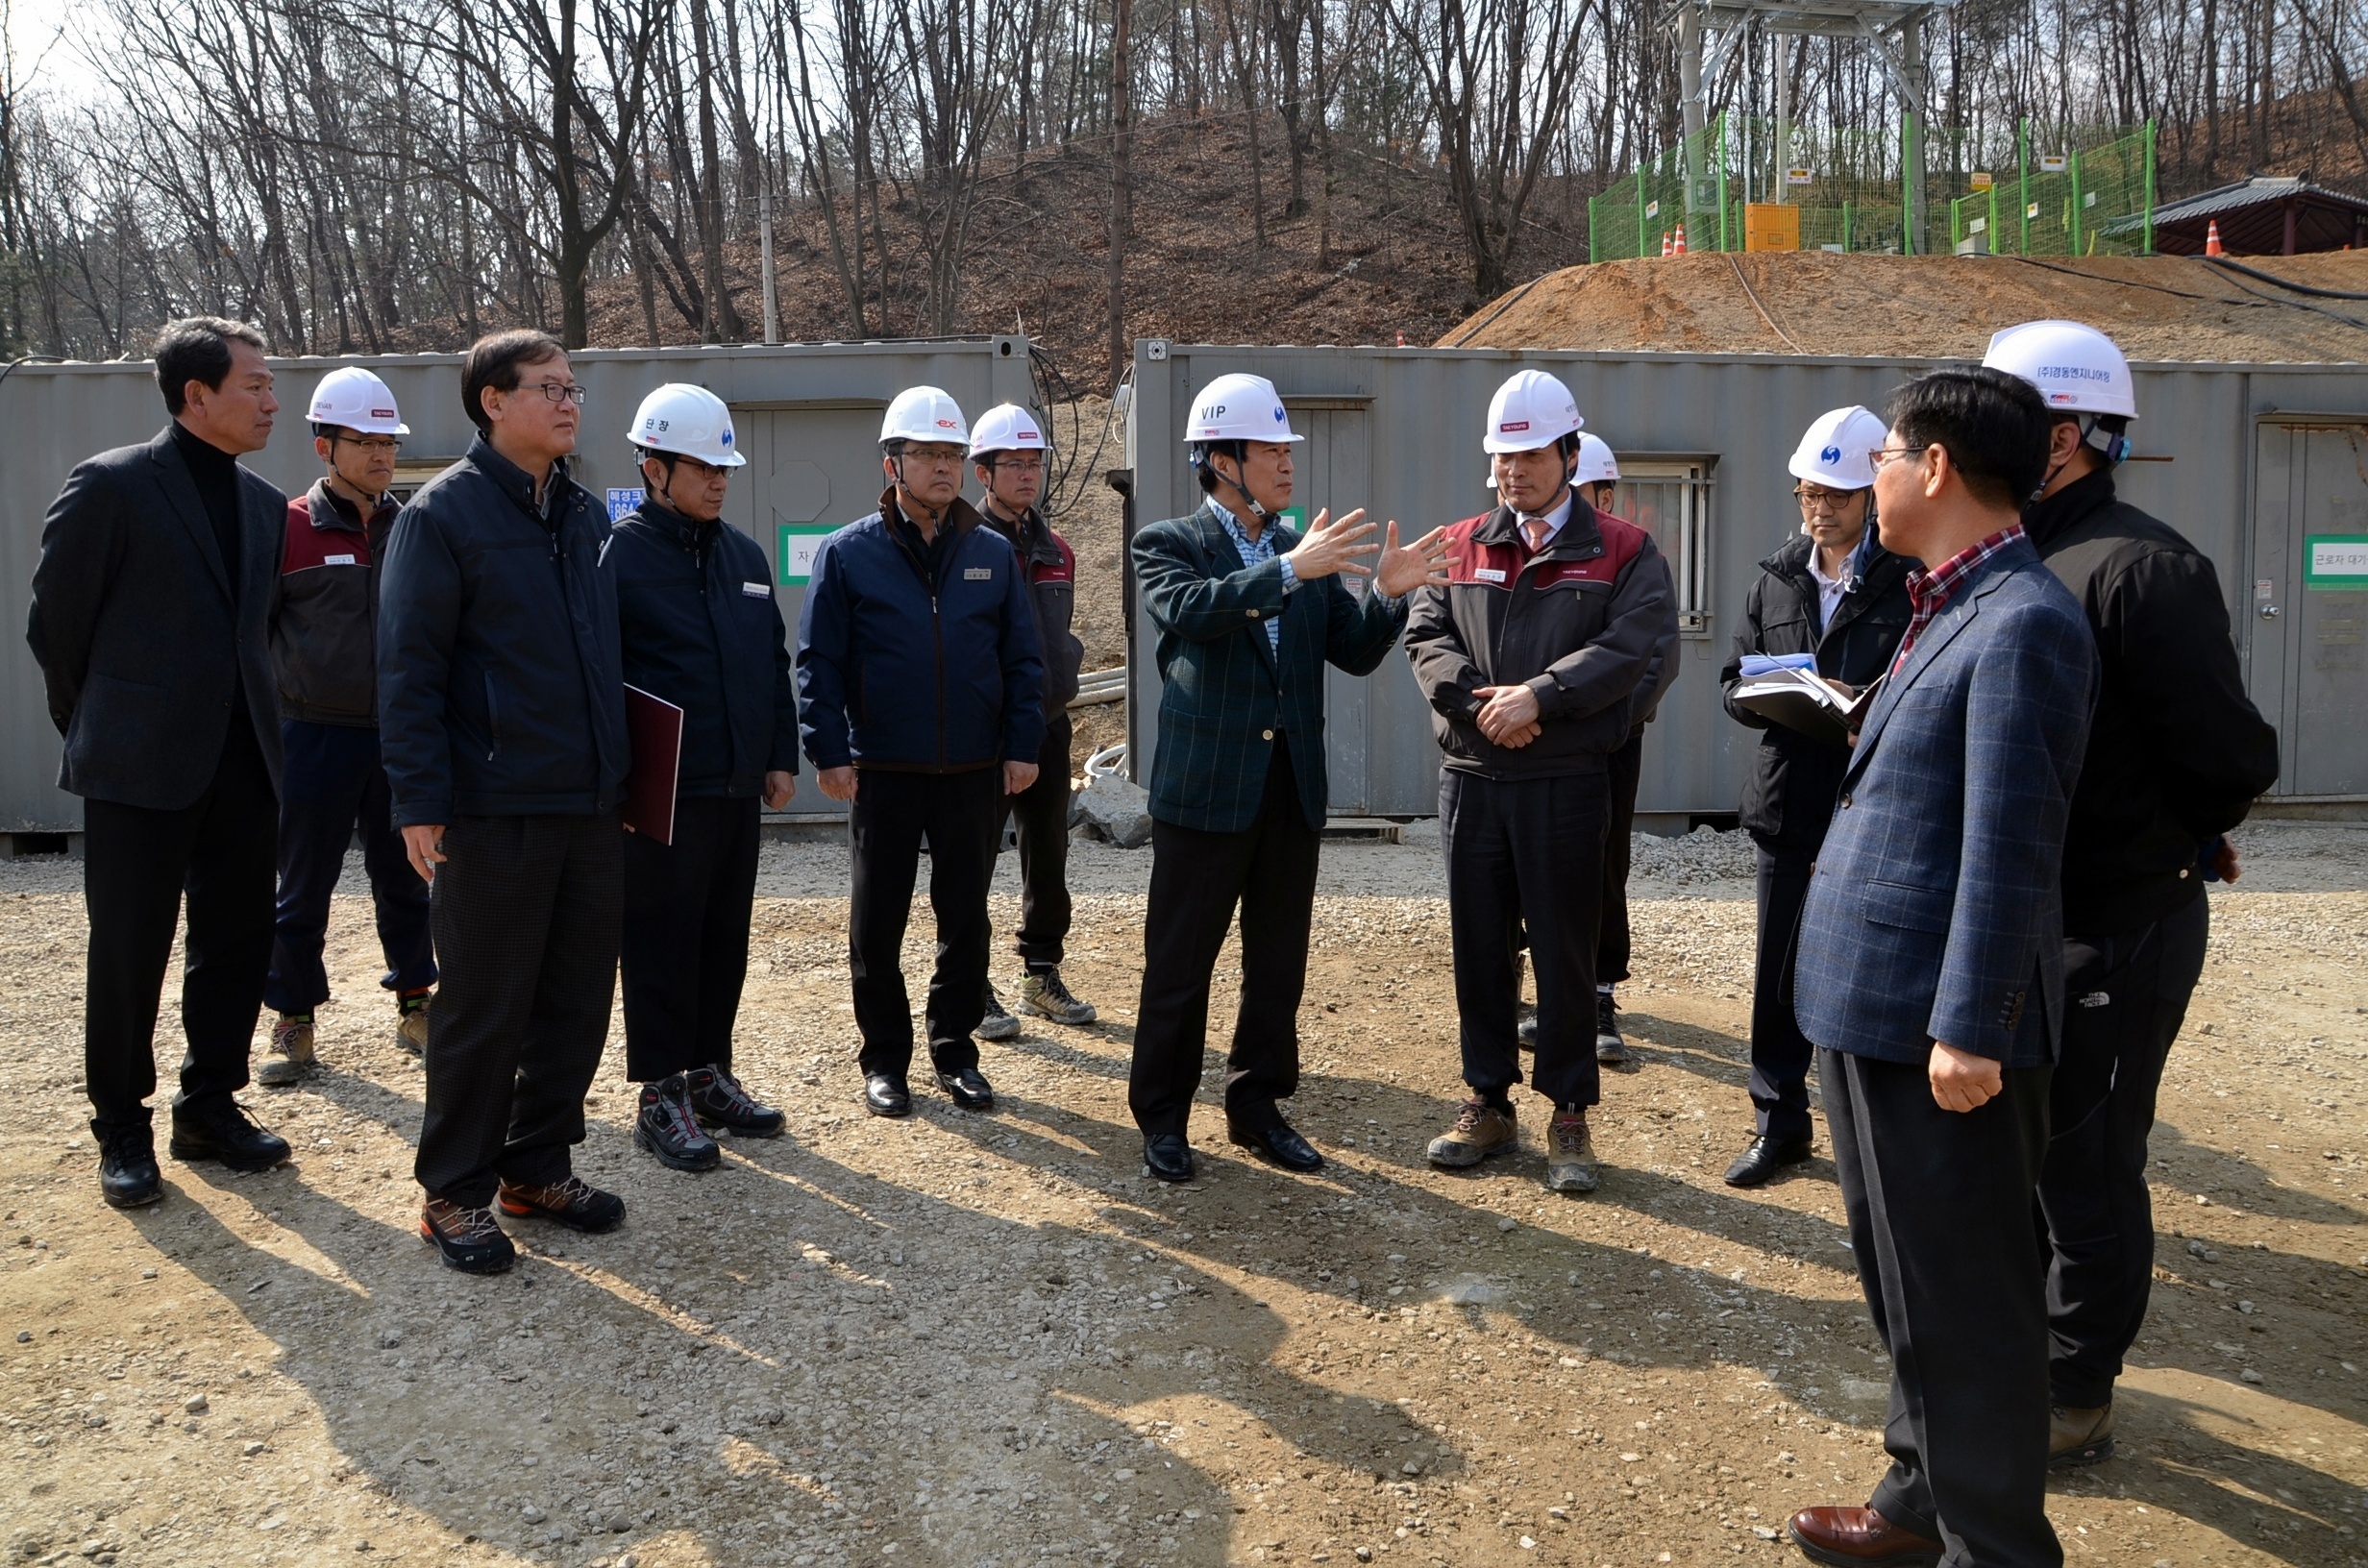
[1793,534,2097,1067]
[1134,502,1410,833]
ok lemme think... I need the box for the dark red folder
[623,685,684,845]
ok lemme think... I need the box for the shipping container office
[0,337,1036,835]
[1123,343,2368,822]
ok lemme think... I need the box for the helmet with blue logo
[629,382,746,468]
[1788,405,1889,490]
[1182,373,1302,445]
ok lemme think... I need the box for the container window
[1601,459,1715,637]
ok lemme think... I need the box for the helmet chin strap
[891,450,951,528]
[1215,451,1276,524]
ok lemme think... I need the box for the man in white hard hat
[1715,405,1912,1188]
[967,403,1098,1039]
[1406,369,1676,1194]
[255,366,438,1089]
[1985,320,2279,1467]
[610,384,800,1174]
[797,386,1046,1119]
[1128,372,1447,1182]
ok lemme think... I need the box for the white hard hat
[307,366,408,436]
[1183,373,1301,445]
[628,382,746,468]
[1981,320,2138,420]
[1788,405,1891,490]
[1484,369,1583,453]
[881,385,970,448]
[969,403,1048,457]
[1573,433,1620,486]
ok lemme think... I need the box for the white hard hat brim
[635,441,747,468]
[1183,431,1303,444]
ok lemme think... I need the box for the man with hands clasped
[1128,373,1447,1183]
[1405,369,1676,1195]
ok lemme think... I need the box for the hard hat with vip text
[1484,369,1583,453]
[1981,320,2139,420]
[307,366,408,436]
[1183,373,1302,444]
[628,382,747,467]
[969,403,1048,456]
[1788,405,1890,490]
[881,386,971,449]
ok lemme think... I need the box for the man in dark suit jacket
[1788,369,2095,1568]
[27,317,294,1209]
[1127,373,1446,1183]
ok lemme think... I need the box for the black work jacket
[611,499,800,799]
[2025,468,2280,934]
[1718,530,1912,847]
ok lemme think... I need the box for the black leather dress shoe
[1722,1133,1813,1188]
[98,1127,163,1209]
[935,1066,995,1111]
[168,1100,290,1173]
[1229,1118,1324,1173]
[864,1073,912,1117]
[1143,1134,1195,1183]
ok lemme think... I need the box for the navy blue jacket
[611,500,799,798]
[377,437,628,824]
[796,492,1045,772]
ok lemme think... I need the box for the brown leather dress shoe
[1788,1506,1944,1567]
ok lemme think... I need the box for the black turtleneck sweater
[170,420,246,604]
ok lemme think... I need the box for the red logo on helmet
[937,418,958,428]
[372,407,395,418]
[1500,420,1530,432]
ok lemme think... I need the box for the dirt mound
[1442,251,2368,362]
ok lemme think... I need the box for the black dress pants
[1595,725,1643,987]
[1443,767,1609,1110]
[848,768,999,1079]
[995,715,1074,974]
[82,715,278,1135]
[414,812,622,1208]
[621,795,761,1081]
[1825,1046,2060,1568]
[2035,892,2209,1408]
[1129,740,1320,1139]
[1749,836,1819,1142]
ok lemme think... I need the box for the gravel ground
[2,822,2362,1568]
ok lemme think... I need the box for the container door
[2252,420,2368,798]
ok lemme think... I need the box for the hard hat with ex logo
[969,402,1048,457]
[1484,369,1582,453]
[307,366,408,436]
[1788,405,1890,490]
[1182,373,1301,444]
[628,382,746,467]
[1981,320,2138,420]
[881,385,971,450]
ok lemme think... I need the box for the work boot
[687,1065,786,1138]
[97,1125,163,1209]
[258,1014,316,1087]
[497,1174,627,1234]
[420,1198,516,1275]
[1017,968,1098,1025]
[977,986,1021,1041]
[1544,1106,1601,1193]
[2049,1401,2116,1467]
[395,990,432,1055]
[168,1099,291,1172]
[1595,989,1633,1066]
[635,1075,723,1172]
[1426,1098,1518,1169]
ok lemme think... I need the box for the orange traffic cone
[1673,223,1689,255]
[1395,331,1406,347]
[2205,219,2224,257]
[1661,232,1673,257]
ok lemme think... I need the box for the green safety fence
[1588,114,1732,261]
[1945,120,2158,257]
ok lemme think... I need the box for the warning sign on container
[2306,534,2368,589]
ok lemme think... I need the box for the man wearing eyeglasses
[257,367,438,1089]
[379,330,631,1274]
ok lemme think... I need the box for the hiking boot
[497,1174,626,1234]
[98,1125,162,1209]
[977,986,1021,1041]
[1017,968,1098,1025]
[395,990,432,1055]
[257,1014,316,1087]
[420,1198,516,1275]
[2049,1401,2116,1468]
[1426,1098,1518,1168]
[1545,1106,1601,1193]
[635,1075,723,1172]
[168,1099,291,1172]
[687,1065,786,1138]
[1595,991,1633,1066]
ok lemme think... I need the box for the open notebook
[1731,666,1884,746]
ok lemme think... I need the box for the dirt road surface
[4,822,2362,1568]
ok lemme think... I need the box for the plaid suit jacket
[1793,536,2097,1067]
[1134,502,1410,832]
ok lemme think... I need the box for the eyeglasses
[519,380,588,406]
[1867,446,1919,470]
[333,434,403,454]
[986,453,1048,476]
[1792,484,1859,512]
[900,444,967,466]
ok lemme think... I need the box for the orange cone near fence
[2205,219,2224,257]
[1673,224,1689,255]
[1661,232,1673,257]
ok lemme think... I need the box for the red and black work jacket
[1404,501,1676,779]
[269,478,398,726]
[979,503,1086,714]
